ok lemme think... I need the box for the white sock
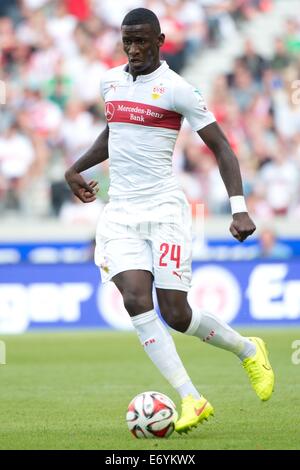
[131,310,201,399]
[185,310,256,361]
[176,380,200,400]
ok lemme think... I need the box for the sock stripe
[185,310,202,335]
[131,309,157,327]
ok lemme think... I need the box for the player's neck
[128,59,161,81]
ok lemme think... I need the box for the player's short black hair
[122,8,161,35]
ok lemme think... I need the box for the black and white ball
[126,391,178,438]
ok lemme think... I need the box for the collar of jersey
[123,61,169,82]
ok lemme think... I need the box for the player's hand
[65,170,99,203]
[230,212,256,242]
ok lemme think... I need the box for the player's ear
[158,33,165,48]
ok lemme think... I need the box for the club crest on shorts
[100,256,110,273]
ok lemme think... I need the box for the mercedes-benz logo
[105,102,115,121]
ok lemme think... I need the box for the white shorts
[94,190,192,291]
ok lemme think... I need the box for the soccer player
[65,8,274,434]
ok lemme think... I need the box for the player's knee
[159,302,191,333]
[164,313,190,333]
[123,291,153,316]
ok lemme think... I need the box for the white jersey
[101,61,216,200]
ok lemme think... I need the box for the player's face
[122,24,164,76]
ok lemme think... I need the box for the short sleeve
[173,79,216,132]
[100,76,105,101]
[100,70,111,100]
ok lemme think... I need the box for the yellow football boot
[243,337,274,401]
[175,394,214,434]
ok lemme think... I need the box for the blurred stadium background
[1,0,300,333]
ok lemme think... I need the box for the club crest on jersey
[152,85,165,100]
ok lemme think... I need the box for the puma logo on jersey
[110,83,118,92]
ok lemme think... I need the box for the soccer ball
[126,391,178,438]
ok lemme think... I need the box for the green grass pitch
[0,328,299,450]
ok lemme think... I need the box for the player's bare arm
[65,125,109,203]
[198,122,256,242]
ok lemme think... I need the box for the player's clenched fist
[230,212,256,242]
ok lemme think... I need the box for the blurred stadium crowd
[1,0,300,223]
